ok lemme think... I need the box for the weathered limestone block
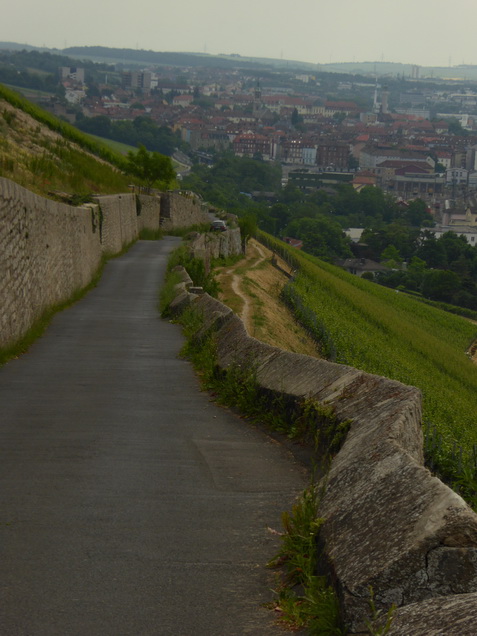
[93,193,138,253]
[0,178,102,349]
[386,593,477,635]
[256,351,362,401]
[171,265,193,287]
[189,228,242,261]
[214,312,281,372]
[317,375,477,631]
[167,286,193,316]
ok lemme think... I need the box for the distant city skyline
[5,0,477,69]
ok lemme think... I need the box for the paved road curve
[0,239,307,636]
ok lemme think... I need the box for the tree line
[181,152,477,311]
[75,114,182,156]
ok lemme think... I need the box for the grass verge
[160,246,360,631]
[166,300,347,633]
[267,485,343,635]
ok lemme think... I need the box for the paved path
[0,239,307,636]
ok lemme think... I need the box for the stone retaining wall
[0,178,102,348]
[0,179,199,350]
[137,193,161,233]
[160,191,210,231]
[170,278,477,635]
[189,227,242,265]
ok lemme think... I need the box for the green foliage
[165,223,210,238]
[77,114,180,156]
[5,134,130,196]
[181,153,281,211]
[285,216,353,262]
[269,486,343,634]
[409,295,477,320]
[237,214,257,249]
[365,587,396,635]
[421,269,461,303]
[290,398,352,459]
[448,118,468,136]
[125,144,176,189]
[257,231,477,506]
[139,228,164,240]
[165,245,219,297]
[158,270,186,318]
[0,83,128,172]
[380,244,402,269]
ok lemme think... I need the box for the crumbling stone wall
[169,281,477,635]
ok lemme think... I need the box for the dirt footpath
[215,238,320,358]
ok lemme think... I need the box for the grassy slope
[215,238,321,357]
[0,83,134,197]
[87,134,138,156]
[259,232,477,476]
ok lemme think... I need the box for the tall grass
[0,83,127,170]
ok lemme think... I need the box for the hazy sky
[4,0,477,68]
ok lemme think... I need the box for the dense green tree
[76,115,178,155]
[416,233,448,269]
[380,245,403,269]
[76,114,112,137]
[125,145,176,189]
[421,269,461,303]
[280,184,304,205]
[448,119,468,136]
[238,214,257,250]
[405,199,434,226]
[405,256,428,291]
[285,216,352,261]
[269,203,291,234]
[439,232,470,264]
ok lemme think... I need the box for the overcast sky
[4,0,476,68]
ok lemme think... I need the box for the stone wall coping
[173,286,477,633]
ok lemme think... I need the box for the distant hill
[318,60,477,81]
[62,46,275,70]
[1,41,476,80]
[0,41,45,51]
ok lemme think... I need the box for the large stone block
[386,593,477,635]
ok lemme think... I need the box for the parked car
[210,220,227,232]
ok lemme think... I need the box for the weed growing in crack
[365,586,396,635]
[267,485,343,635]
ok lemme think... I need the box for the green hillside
[0,83,133,197]
[260,231,477,503]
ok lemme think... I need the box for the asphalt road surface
[0,238,307,636]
